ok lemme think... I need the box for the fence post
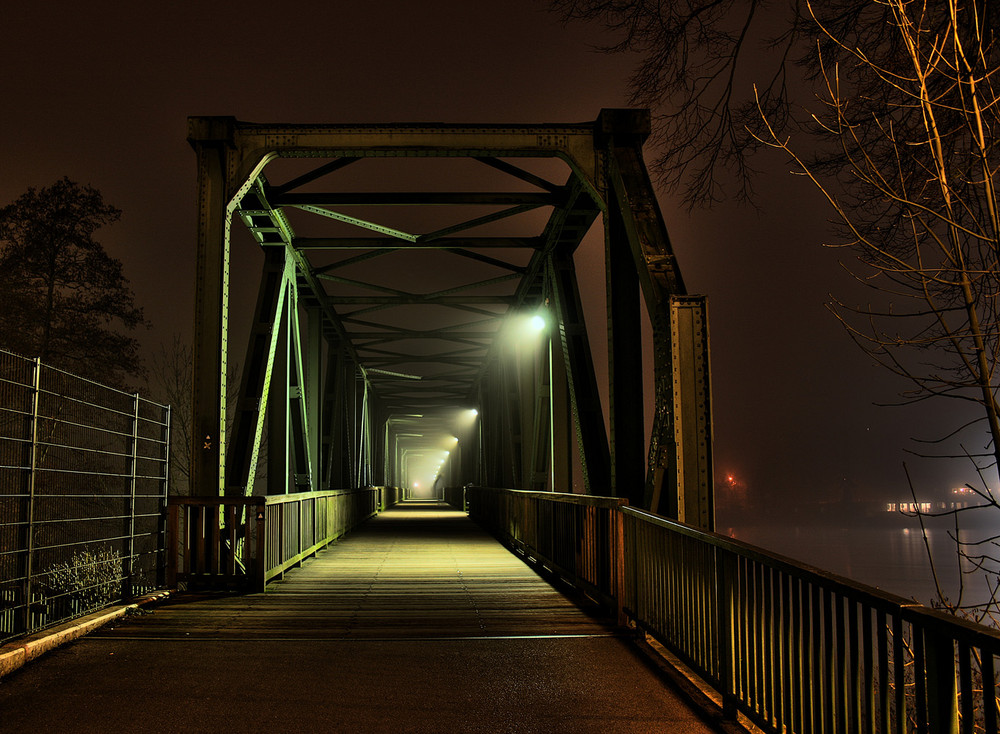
[255,501,267,592]
[21,357,42,634]
[166,501,179,588]
[614,506,626,627]
[157,404,171,588]
[126,392,140,598]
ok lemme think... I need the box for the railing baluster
[461,489,1000,734]
[914,622,928,733]
[792,574,804,734]
[958,640,973,734]
[983,650,997,734]
[861,602,874,734]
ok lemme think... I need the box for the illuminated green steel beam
[293,204,418,242]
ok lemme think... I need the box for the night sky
[1,0,971,518]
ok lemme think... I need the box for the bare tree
[0,178,147,386]
[148,336,192,496]
[553,1,998,208]
[147,337,266,497]
[754,0,1000,620]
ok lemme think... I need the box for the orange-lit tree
[754,0,1000,620]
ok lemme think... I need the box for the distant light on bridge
[529,314,546,332]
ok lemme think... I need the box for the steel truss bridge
[5,111,998,734]
[189,109,712,525]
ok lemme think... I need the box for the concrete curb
[0,591,170,679]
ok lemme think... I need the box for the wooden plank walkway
[0,503,720,733]
[114,501,613,640]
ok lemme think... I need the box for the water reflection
[727,519,996,607]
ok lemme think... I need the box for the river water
[721,518,998,610]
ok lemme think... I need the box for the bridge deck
[0,503,717,733]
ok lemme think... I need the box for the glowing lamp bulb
[530,314,545,332]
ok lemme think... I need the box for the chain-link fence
[0,349,170,642]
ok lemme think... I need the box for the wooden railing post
[613,506,626,627]
[254,501,267,592]
[167,503,179,588]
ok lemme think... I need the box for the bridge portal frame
[187,110,713,527]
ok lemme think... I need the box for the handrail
[468,486,1000,734]
[466,486,626,617]
[168,486,391,592]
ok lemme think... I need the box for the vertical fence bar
[462,490,1000,734]
[126,392,140,596]
[958,640,973,734]
[914,624,928,733]
[716,547,738,720]
[923,625,957,734]
[20,357,42,633]
[158,405,171,587]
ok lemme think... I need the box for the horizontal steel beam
[348,331,497,340]
[292,236,541,250]
[330,295,513,305]
[272,191,561,207]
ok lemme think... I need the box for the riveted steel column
[189,117,237,497]
[599,108,714,528]
[671,296,714,529]
[606,199,645,507]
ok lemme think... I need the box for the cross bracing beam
[189,110,714,529]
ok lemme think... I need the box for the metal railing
[468,486,1000,734]
[466,486,626,613]
[168,486,388,592]
[0,350,170,642]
